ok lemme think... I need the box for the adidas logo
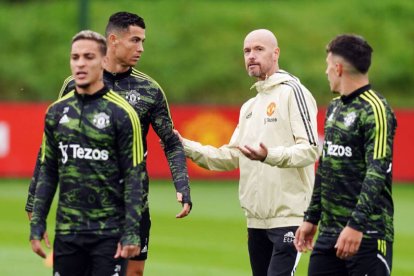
[283,231,295,243]
[141,245,148,253]
[59,114,70,124]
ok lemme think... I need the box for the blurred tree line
[0,0,413,107]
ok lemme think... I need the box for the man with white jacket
[175,29,319,276]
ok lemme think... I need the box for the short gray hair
[72,30,107,56]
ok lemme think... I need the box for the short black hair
[105,11,146,37]
[326,34,373,74]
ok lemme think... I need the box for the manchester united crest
[93,112,110,129]
[344,111,357,127]
[266,102,276,116]
[126,90,141,106]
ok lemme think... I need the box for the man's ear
[101,55,108,68]
[336,62,343,77]
[107,33,117,46]
[273,47,280,62]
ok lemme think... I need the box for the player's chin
[128,59,139,66]
[247,69,260,78]
[76,81,90,89]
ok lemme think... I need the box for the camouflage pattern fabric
[26,68,190,212]
[304,85,397,242]
[30,87,145,246]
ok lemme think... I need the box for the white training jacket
[183,70,319,229]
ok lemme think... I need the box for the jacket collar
[340,84,371,104]
[251,70,299,93]
[75,86,109,101]
[104,67,132,81]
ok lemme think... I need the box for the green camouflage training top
[304,85,397,242]
[26,68,191,212]
[30,87,145,246]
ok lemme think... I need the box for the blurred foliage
[0,0,413,107]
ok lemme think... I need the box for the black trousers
[54,234,127,276]
[248,226,300,276]
[308,235,392,276]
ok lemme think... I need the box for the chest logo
[59,114,70,124]
[59,106,70,124]
[344,111,357,127]
[93,112,110,129]
[266,102,276,116]
[327,107,336,122]
[126,90,141,105]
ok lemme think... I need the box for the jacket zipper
[79,95,84,128]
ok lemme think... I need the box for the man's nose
[137,42,144,52]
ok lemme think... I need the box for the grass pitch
[1,179,413,275]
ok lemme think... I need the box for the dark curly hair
[326,34,373,74]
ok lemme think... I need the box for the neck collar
[104,67,132,80]
[75,86,109,101]
[340,84,371,104]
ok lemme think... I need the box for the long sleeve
[25,148,42,212]
[117,104,145,246]
[150,87,190,202]
[25,77,75,213]
[183,125,240,171]
[263,82,319,168]
[304,156,323,224]
[347,95,396,232]
[30,111,59,240]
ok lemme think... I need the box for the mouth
[248,63,260,69]
[76,71,87,79]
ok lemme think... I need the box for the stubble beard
[248,69,261,78]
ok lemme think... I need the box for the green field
[1,179,413,275]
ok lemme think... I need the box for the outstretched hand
[238,142,268,161]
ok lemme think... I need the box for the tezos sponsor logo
[59,142,109,164]
[324,141,352,157]
[264,117,278,124]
